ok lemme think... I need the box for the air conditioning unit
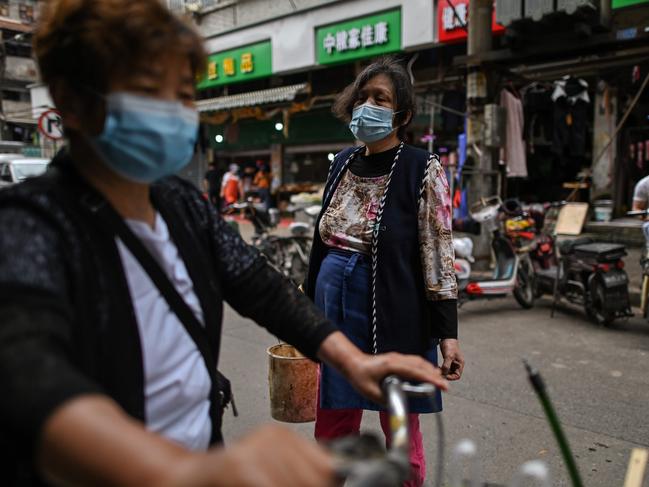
[184,0,202,12]
[167,0,238,14]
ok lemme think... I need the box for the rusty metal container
[267,344,317,423]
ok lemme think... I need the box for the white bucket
[593,200,613,222]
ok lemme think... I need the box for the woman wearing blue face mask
[0,3,451,487]
[306,57,465,487]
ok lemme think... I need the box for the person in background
[253,164,273,209]
[203,161,224,208]
[632,174,649,213]
[0,3,451,486]
[306,57,465,487]
[220,163,243,208]
[632,175,649,245]
[241,164,257,197]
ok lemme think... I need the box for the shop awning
[196,83,309,113]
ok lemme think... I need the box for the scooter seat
[572,242,627,262]
[558,237,593,255]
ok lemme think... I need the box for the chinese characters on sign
[437,0,504,43]
[208,52,254,80]
[240,53,254,73]
[223,57,236,76]
[207,62,218,80]
[316,10,401,64]
[442,2,468,31]
[198,41,272,89]
[322,21,390,55]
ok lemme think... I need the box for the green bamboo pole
[524,359,584,487]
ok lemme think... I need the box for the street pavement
[219,290,649,487]
[222,221,649,486]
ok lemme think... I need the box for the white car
[0,156,51,187]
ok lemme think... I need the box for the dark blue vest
[306,144,436,355]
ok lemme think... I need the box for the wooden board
[554,203,589,236]
[623,448,648,487]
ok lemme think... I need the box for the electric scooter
[453,237,473,282]
[534,236,632,326]
[456,196,535,309]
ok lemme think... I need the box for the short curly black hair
[332,56,415,139]
[35,0,205,95]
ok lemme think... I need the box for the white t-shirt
[116,213,212,451]
[633,175,649,206]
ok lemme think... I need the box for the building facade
[187,0,438,203]
[185,0,649,214]
[0,0,40,155]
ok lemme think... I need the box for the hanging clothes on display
[551,76,591,180]
[522,82,554,151]
[552,76,590,156]
[500,87,528,178]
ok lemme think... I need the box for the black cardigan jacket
[0,151,336,486]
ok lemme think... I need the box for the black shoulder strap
[109,208,215,375]
[92,198,236,441]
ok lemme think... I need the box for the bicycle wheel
[585,277,614,327]
[513,256,535,309]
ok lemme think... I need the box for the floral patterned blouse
[319,151,457,302]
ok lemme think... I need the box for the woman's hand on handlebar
[318,331,448,405]
[169,424,339,487]
[345,352,448,404]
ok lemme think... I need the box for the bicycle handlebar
[334,376,439,487]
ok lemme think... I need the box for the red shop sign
[437,0,505,43]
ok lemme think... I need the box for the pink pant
[314,406,426,487]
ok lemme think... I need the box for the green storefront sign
[198,40,272,89]
[316,9,401,65]
[612,0,648,8]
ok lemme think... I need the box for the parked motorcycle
[501,199,556,272]
[534,236,632,326]
[285,204,322,237]
[455,196,535,309]
[230,200,312,285]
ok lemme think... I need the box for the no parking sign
[38,109,64,140]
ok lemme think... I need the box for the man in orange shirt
[253,164,272,209]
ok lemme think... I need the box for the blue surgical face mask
[91,92,199,183]
[349,103,402,143]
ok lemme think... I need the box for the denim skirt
[315,250,442,413]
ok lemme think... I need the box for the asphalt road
[223,220,649,485]
[217,292,649,487]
